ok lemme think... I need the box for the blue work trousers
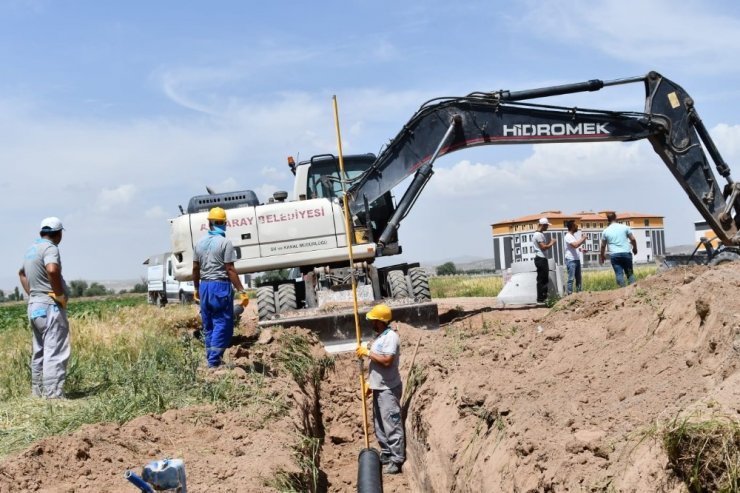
[199,280,233,367]
[566,259,582,294]
[610,252,635,287]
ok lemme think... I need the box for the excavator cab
[300,154,400,251]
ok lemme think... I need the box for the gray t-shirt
[368,327,401,390]
[22,239,68,303]
[194,233,237,281]
[532,231,548,258]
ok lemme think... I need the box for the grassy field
[0,296,272,458]
[430,265,657,298]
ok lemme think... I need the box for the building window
[646,241,651,248]
[645,230,650,237]
[516,248,521,255]
[644,219,649,226]
[515,236,519,243]
[599,222,604,228]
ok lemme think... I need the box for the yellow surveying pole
[332,95,371,450]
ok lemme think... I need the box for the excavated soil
[2,263,740,492]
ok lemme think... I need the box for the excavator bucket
[257,301,439,353]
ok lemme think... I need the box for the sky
[2,0,740,290]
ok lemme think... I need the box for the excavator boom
[347,71,739,249]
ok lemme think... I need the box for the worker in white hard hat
[192,207,249,368]
[18,217,71,399]
[533,217,556,305]
[356,303,405,475]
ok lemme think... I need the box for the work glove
[193,289,200,303]
[361,381,372,399]
[48,292,68,310]
[238,290,250,307]
[356,345,369,359]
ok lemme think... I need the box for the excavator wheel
[408,267,431,301]
[709,250,740,265]
[387,270,411,299]
[277,283,298,313]
[257,286,277,320]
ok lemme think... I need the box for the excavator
[170,71,739,344]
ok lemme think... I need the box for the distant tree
[83,282,108,297]
[258,269,291,283]
[436,262,457,276]
[0,289,5,302]
[9,286,23,301]
[131,277,148,293]
[69,280,88,298]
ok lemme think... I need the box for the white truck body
[145,252,195,305]
[170,197,376,281]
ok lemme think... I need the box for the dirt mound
[395,263,740,492]
[1,264,738,492]
[0,328,325,493]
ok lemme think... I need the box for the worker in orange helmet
[192,207,249,368]
[356,303,405,474]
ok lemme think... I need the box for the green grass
[663,414,740,492]
[580,266,657,292]
[429,266,658,298]
[0,299,261,458]
[431,275,504,298]
[0,295,147,333]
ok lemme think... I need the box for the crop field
[0,296,259,458]
[430,265,657,298]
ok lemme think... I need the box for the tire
[709,250,740,266]
[156,292,167,308]
[408,267,431,301]
[257,286,277,321]
[277,284,298,313]
[387,270,411,299]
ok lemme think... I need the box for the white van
[144,252,195,306]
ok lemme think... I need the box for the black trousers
[534,256,549,303]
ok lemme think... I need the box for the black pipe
[377,162,433,247]
[690,109,733,182]
[498,79,605,101]
[357,448,383,493]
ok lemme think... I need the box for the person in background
[192,207,249,368]
[356,303,405,475]
[532,217,556,305]
[18,217,70,399]
[563,220,588,294]
[599,212,638,287]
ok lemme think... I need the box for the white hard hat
[40,217,64,232]
[538,217,551,225]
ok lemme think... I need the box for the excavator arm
[347,71,739,251]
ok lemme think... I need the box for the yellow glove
[193,289,200,303]
[238,290,249,307]
[356,345,369,358]
[48,292,68,309]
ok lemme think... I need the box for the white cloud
[522,0,740,72]
[96,184,136,212]
[428,141,649,198]
[261,166,286,181]
[144,205,168,219]
[372,39,400,61]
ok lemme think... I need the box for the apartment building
[491,211,666,270]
